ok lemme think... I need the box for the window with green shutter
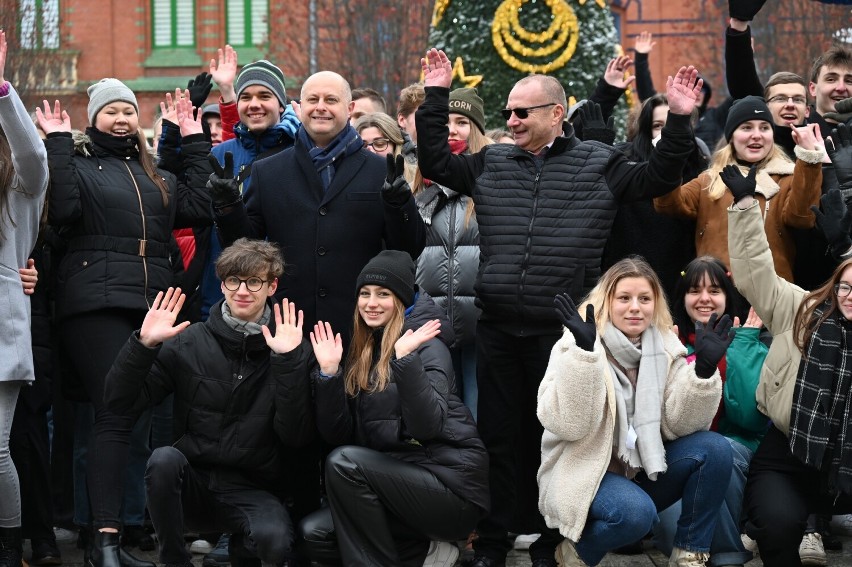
[226,0,268,48]
[152,0,195,49]
[19,0,59,49]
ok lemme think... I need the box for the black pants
[61,309,147,530]
[472,321,563,562]
[146,446,294,565]
[744,425,852,566]
[299,446,480,567]
[10,386,55,542]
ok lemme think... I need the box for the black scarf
[296,123,362,191]
[789,301,852,496]
[86,126,140,159]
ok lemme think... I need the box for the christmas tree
[429,0,628,130]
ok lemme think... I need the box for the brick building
[6,0,850,132]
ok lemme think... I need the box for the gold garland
[491,0,580,74]
[432,0,451,27]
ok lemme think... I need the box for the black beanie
[355,250,416,306]
[449,88,486,133]
[724,96,773,142]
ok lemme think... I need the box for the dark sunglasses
[500,103,557,120]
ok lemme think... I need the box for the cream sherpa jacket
[537,325,722,542]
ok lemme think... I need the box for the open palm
[665,66,703,116]
[139,287,190,347]
[394,319,441,359]
[262,299,304,354]
[310,321,342,376]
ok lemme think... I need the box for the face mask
[651,134,662,147]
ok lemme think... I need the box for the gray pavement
[42,529,852,566]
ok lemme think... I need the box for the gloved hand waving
[554,293,597,352]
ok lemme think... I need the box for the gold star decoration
[577,0,607,7]
[452,56,483,88]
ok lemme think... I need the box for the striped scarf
[297,123,362,191]
[789,301,852,496]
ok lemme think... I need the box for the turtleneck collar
[86,126,140,160]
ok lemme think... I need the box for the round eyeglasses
[835,283,852,298]
[364,138,390,151]
[223,276,267,292]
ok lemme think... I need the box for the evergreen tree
[429,0,628,130]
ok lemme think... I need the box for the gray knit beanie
[449,88,486,133]
[235,60,287,111]
[87,78,138,125]
[355,250,416,307]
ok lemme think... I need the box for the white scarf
[602,323,668,480]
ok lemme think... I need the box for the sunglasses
[364,138,390,151]
[500,103,557,120]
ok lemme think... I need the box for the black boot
[89,531,122,567]
[118,547,155,567]
[0,526,23,567]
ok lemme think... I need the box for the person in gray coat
[0,30,50,567]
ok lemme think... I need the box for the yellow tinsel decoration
[432,0,451,27]
[491,0,579,74]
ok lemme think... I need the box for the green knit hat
[449,88,486,133]
[235,60,287,110]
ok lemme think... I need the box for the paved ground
[42,530,852,566]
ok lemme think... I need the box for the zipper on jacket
[123,161,150,309]
[447,201,457,328]
[518,169,542,308]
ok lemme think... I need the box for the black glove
[187,72,214,112]
[381,154,412,207]
[728,0,767,21]
[693,313,734,378]
[824,97,852,125]
[575,101,616,146]
[720,164,757,202]
[813,190,852,258]
[827,124,852,195]
[554,293,597,352]
[207,152,241,209]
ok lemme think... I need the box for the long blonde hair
[344,293,406,396]
[410,122,493,227]
[580,257,673,336]
[705,141,791,201]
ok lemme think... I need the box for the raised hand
[665,66,704,116]
[575,100,616,145]
[261,298,304,354]
[743,307,763,329]
[421,48,453,89]
[720,164,757,202]
[825,97,852,125]
[186,71,213,110]
[729,0,768,22]
[210,45,238,102]
[693,313,734,378]
[158,88,184,124]
[554,293,597,351]
[791,123,824,152]
[139,287,190,347]
[603,55,635,90]
[812,189,852,258]
[381,154,412,207]
[19,258,37,295]
[634,31,655,55]
[35,99,71,134]
[0,30,7,85]
[176,94,203,137]
[827,124,852,194]
[394,319,441,359]
[207,152,241,208]
[310,321,343,376]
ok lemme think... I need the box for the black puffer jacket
[45,129,212,320]
[104,298,315,495]
[416,87,695,332]
[314,292,490,515]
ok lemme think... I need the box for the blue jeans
[654,437,753,566]
[451,343,477,421]
[575,431,732,566]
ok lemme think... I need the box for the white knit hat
[87,78,138,125]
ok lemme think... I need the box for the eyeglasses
[766,95,808,106]
[223,276,267,292]
[363,138,390,151]
[836,283,852,298]
[500,103,557,120]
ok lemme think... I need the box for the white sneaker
[831,513,852,536]
[740,533,759,557]
[190,539,214,554]
[668,547,710,567]
[513,533,540,550]
[52,527,77,543]
[422,541,459,567]
[555,538,586,566]
[799,532,827,566]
